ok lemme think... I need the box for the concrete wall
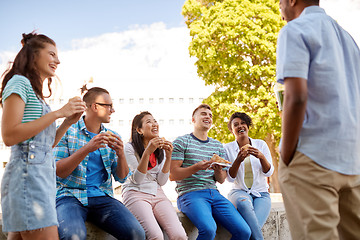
[0,202,290,240]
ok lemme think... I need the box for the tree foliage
[182,0,284,144]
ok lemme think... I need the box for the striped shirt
[2,75,42,123]
[172,133,227,196]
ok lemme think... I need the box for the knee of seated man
[199,225,216,239]
[58,217,87,239]
[103,216,144,240]
[127,226,146,240]
[59,229,86,240]
[231,224,251,240]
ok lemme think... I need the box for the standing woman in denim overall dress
[0,32,86,240]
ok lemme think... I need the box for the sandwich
[211,153,231,164]
[106,130,116,140]
[241,144,251,152]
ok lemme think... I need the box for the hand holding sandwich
[106,131,124,157]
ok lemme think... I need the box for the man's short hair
[192,104,211,117]
[305,0,319,4]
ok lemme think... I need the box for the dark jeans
[56,195,145,240]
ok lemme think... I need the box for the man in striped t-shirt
[170,104,251,240]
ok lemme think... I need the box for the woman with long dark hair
[0,32,86,240]
[122,111,187,240]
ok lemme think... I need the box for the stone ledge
[175,202,291,240]
[0,203,290,240]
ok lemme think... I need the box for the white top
[224,138,274,197]
[122,142,169,196]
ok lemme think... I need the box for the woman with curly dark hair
[0,32,85,239]
[225,112,274,240]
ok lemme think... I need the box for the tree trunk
[265,133,281,193]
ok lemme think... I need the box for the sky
[0,0,360,99]
[0,0,186,52]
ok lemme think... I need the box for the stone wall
[0,202,290,240]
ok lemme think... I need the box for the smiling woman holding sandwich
[122,111,187,240]
[225,112,274,240]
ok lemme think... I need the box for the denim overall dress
[1,100,58,232]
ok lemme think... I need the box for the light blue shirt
[86,131,107,197]
[276,6,360,175]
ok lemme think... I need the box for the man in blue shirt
[54,87,145,240]
[277,0,360,239]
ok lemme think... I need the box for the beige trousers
[279,151,360,240]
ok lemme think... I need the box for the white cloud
[0,23,214,100]
[55,22,212,99]
[0,51,17,76]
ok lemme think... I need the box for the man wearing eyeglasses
[53,87,145,240]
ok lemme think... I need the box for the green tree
[182,0,284,192]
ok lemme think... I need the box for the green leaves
[183,0,285,145]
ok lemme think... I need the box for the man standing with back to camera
[276,0,360,239]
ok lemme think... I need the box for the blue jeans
[228,190,271,240]
[177,189,251,240]
[56,195,145,240]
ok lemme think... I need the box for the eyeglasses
[95,102,114,110]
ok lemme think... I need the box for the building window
[129,98,134,104]
[169,98,174,103]
[179,98,184,103]
[199,98,204,102]
[149,98,154,104]
[59,98,65,104]
[139,98,144,104]
[119,120,124,126]
[169,119,174,125]
[179,119,185,125]
[49,99,54,104]
[159,119,164,125]
[119,98,124,104]
[159,98,164,103]
[189,98,194,103]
